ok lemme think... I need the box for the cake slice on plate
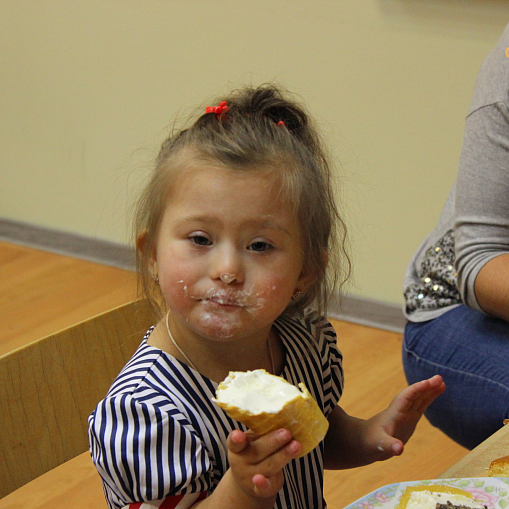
[396,485,487,509]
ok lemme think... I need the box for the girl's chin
[191,311,262,341]
[174,302,282,341]
[197,320,241,336]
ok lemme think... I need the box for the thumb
[376,438,404,458]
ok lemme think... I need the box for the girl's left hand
[324,374,445,469]
[366,374,446,459]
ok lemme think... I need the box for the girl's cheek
[159,275,190,305]
[256,279,291,304]
[174,279,188,297]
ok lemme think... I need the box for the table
[439,422,509,478]
[1,424,508,509]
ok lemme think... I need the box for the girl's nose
[211,246,244,284]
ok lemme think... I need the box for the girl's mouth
[198,289,250,308]
[185,287,265,311]
[207,295,242,306]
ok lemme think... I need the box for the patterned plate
[343,478,509,509]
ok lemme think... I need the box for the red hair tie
[206,101,229,119]
[277,120,285,126]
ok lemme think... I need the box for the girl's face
[150,159,310,345]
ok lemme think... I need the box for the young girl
[88,84,445,509]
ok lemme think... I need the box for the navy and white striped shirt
[88,311,344,509]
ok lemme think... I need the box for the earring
[152,274,159,284]
[291,290,303,301]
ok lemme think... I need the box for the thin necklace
[165,311,276,375]
[267,333,276,375]
[166,311,198,371]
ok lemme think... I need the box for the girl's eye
[189,234,212,246]
[248,241,272,252]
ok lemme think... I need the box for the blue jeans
[403,305,509,450]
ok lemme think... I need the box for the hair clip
[206,101,229,119]
[277,120,285,126]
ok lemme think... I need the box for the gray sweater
[404,23,509,322]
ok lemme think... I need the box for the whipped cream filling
[406,491,483,509]
[214,369,302,414]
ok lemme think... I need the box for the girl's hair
[135,84,350,318]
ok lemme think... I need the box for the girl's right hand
[227,428,301,503]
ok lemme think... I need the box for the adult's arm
[455,102,509,322]
[474,253,509,321]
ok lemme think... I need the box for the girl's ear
[323,250,329,269]
[296,249,328,292]
[296,263,316,294]
[135,230,148,253]
[136,230,158,277]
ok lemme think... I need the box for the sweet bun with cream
[213,369,329,458]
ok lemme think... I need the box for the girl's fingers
[250,439,301,497]
[228,428,301,465]
[396,375,445,414]
[256,429,301,463]
[390,439,404,456]
[227,430,250,454]
[252,436,301,479]
[252,474,270,492]
[411,376,445,413]
[227,428,301,499]
[250,428,295,462]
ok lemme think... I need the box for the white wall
[1,0,508,305]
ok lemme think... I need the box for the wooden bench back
[0,299,155,498]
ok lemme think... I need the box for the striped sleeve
[88,392,211,509]
[122,491,207,508]
[278,312,344,418]
[319,318,344,416]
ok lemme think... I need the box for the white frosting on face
[215,369,302,414]
[406,491,483,509]
[219,273,236,284]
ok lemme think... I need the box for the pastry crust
[214,371,329,458]
[488,455,509,477]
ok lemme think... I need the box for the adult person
[402,22,509,450]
